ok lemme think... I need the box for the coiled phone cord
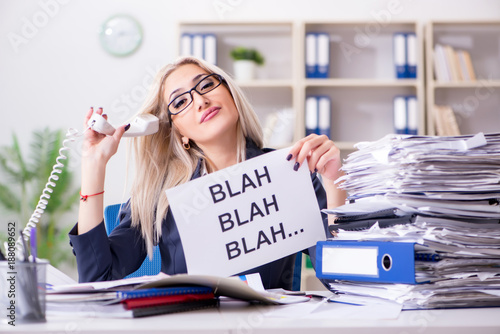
[15,127,85,259]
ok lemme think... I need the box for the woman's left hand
[287,134,342,181]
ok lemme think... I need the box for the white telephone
[87,112,159,137]
[14,112,160,258]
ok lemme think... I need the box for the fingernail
[286,154,292,161]
[124,124,131,131]
[293,162,300,171]
[90,106,94,109]
[314,168,318,173]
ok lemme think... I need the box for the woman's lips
[200,107,220,123]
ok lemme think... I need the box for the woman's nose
[191,91,209,111]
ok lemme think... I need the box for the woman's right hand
[78,107,129,235]
[82,107,129,164]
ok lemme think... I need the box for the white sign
[165,148,326,277]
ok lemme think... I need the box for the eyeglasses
[167,73,224,122]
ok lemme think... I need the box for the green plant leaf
[0,183,20,212]
[0,134,34,184]
[230,46,265,65]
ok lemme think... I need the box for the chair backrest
[104,204,162,278]
[292,252,302,291]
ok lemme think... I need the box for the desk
[3,299,500,334]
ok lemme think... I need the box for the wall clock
[99,15,143,57]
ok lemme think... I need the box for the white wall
[1,0,499,220]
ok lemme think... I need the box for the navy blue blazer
[69,140,328,290]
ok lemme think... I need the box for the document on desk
[264,293,402,320]
[165,148,326,277]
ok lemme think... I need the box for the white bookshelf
[177,20,425,152]
[426,21,500,136]
[301,21,425,150]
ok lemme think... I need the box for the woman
[69,56,346,289]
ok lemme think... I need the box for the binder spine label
[316,240,418,284]
[316,33,330,78]
[406,33,417,79]
[305,96,319,136]
[393,33,407,79]
[305,33,317,78]
[393,96,407,134]
[318,96,331,137]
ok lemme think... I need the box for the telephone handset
[87,112,159,137]
[13,112,160,259]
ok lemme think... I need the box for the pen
[30,227,37,262]
[19,230,30,262]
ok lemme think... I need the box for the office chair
[104,203,162,278]
[292,252,302,291]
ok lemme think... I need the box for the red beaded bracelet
[80,190,105,202]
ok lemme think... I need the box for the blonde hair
[128,57,263,258]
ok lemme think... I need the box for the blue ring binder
[316,240,426,284]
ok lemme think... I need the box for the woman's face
[163,64,239,147]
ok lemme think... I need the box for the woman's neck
[201,143,238,171]
[198,132,240,171]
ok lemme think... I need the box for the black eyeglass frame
[167,73,225,124]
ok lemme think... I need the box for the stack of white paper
[335,132,500,220]
[324,132,500,309]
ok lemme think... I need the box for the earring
[182,138,190,150]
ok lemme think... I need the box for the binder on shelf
[406,95,418,135]
[318,96,331,137]
[180,33,193,57]
[179,33,217,65]
[305,33,317,78]
[393,95,418,135]
[405,33,417,79]
[393,33,407,79]
[192,34,204,61]
[305,95,331,137]
[305,96,319,136]
[305,32,330,78]
[393,95,407,134]
[316,240,432,284]
[393,32,418,79]
[203,34,217,65]
[317,33,330,78]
